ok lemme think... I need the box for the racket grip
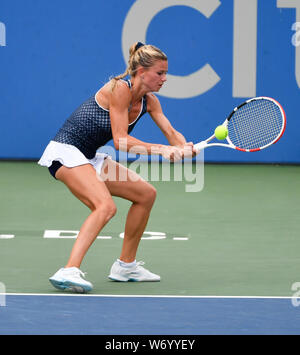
[194,141,206,151]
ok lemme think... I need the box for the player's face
[142,60,168,92]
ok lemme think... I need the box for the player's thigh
[101,159,156,204]
[55,163,115,211]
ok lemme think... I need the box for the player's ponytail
[111,42,167,91]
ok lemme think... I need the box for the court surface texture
[0,161,299,335]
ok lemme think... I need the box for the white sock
[117,259,137,268]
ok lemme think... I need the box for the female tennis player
[38,42,196,293]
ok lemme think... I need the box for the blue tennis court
[1,294,300,335]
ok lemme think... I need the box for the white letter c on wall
[122,0,221,98]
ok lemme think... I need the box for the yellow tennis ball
[214,125,228,140]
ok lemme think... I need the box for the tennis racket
[194,97,286,152]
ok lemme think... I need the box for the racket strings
[227,99,284,150]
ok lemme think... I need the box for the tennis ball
[214,126,228,140]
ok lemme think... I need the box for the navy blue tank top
[53,79,147,159]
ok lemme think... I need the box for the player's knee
[93,199,117,221]
[103,201,117,221]
[141,184,157,207]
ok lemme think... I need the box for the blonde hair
[111,42,167,91]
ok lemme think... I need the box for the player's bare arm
[147,93,196,158]
[109,82,187,160]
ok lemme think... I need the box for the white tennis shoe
[49,267,93,293]
[108,260,161,282]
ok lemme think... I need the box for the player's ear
[136,65,146,78]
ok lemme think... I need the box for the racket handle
[194,141,206,151]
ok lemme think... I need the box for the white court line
[1,293,295,299]
[0,235,15,239]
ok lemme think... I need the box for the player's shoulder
[146,93,161,112]
[146,92,158,101]
[109,79,132,106]
[110,79,131,93]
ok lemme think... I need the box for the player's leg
[100,159,160,281]
[49,163,118,292]
[55,163,117,269]
[101,158,156,262]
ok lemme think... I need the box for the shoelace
[74,268,87,279]
[135,261,150,272]
[125,261,146,276]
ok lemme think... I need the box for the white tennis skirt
[38,140,109,174]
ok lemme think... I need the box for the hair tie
[135,42,145,51]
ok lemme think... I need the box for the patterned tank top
[53,79,147,159]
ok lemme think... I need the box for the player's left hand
[183,142,197,157]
